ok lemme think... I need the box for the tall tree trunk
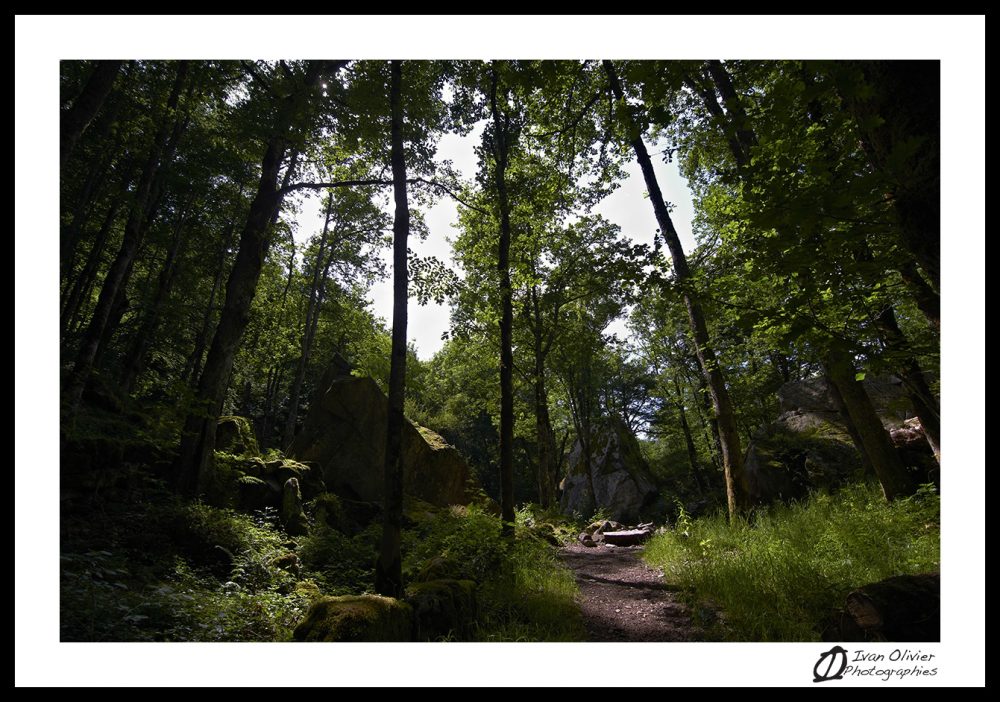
[181,226,234,385]
[898,259,940,330]
[61,60,123,167]
[66,61,189,415]
[175,61,327,494]
[533,333,557,508]
[376,60,409,598]
[604,60,748,520]
[672,374,706,494]
[824,373,875,477]
[823,345,913,500]
[490,67,516,534]
[61,199,121,336]
[282,195,336,449]
[119,202,190,395]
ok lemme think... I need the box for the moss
[412,554,463,583]
[216,416,260,457]
[292,595,413,642]
[405,579,478,641]
[311,492,345,531]
[414,423,452,450]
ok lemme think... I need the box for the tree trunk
[672,374,706,494]
[282,194,336,449]
[604,60,748,520]
[490,68,516,535]
[824,373,875,477]
[898,259,940,330]
[533,336,557,508]
[823,345,913,500]
[61,199,121,336]
[61,60,123,167]
[65,61,189,415]
[119,202,190,395]
[174,61,327,494]
[180,226,233,385]
[376,60,409,598]
[873,307,940,461]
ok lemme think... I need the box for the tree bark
[61,60,123,167]
[672,374,706,494]
[65,61,189,415]
[119,201,190,395]
[823,345,913,500]
[181,225,234,385]
[61,199,121,336]
[604,60,748,520]
[375,60,409,598]
[490,67,517,534]
[175,61,329,494]
[282,195,336,449]
[873,307,940,461]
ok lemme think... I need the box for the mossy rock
[236,473,279,512]
[292,595,414,642]
[215,416,260,457]
[412,554,463,583]
[405,579,478,641]
[311,492,346,531]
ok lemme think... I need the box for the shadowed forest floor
[558,543,698,642]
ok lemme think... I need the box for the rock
[578,532,597,547]
[823,573,940,642]
[405,579,478,641]
[746,375,932,505]
[215,416,260,457]
[288,363,473,507]
[293,595,413,642]
[281,477,308,536]
[311,492,345,531]
[559,418,659,523]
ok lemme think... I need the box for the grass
[642,481,940,641]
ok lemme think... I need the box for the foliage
[402,504,585,641]
[642,482,940,641]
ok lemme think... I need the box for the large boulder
[288,366,472,507]
[745,375,928,504]
[292,595,413,642]
[559,418,658,523]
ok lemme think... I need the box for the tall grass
[643,482,940,641]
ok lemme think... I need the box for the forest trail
[559,543,697,642]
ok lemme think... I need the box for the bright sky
[293,120,695,360]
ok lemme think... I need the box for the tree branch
[280,177,491,216]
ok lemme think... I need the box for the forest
[55,58,944,648]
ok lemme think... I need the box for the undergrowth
[642,481,940,641]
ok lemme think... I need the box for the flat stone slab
[602,529,652,546]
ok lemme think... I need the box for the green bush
[402,504,585,641]
[642,482,940,641]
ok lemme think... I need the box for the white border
[16,14,984,687]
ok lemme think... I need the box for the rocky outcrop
[745,375,932,504]
[559,418,658,523]
[287,367,472,507]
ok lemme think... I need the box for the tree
[603,59,749,520]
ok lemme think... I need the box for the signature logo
[813,645,848,683]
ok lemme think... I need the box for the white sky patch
[293,119,695,360]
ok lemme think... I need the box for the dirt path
[559,543,697,642]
